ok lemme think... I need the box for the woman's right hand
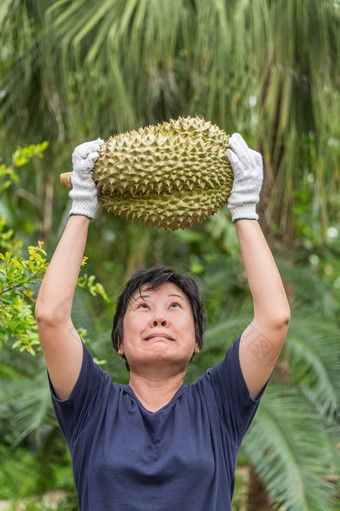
[69,138,104,220]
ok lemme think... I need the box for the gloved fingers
[226,148,242,172]
[229,133,263,171]
[74,139,104,157]
[250,148,263,169]
[86,151,100,165]
[72,139,104,166]
[229,133,255,169]
[229,133,246,147]
[75,157,97,173]
[73,152,99,174]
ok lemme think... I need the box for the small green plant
[0,242,48,354]
[0,143,110,355]
[0,142,48,190]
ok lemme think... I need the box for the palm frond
[279,261,338,318]
[2,0,340,229]
[0,0,12,23]
[243,383,338,510]
[0,369,54,446]
[284,307,340,417]
[204,314,250,349]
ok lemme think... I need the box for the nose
[153,319,167,327]
[152,311,167,327]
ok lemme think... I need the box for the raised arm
[227,135,290,399]
[35,139,103,400]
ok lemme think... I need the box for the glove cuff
[230,204,259,223]
[69,200,100,221]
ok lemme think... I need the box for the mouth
[144,333,175,342]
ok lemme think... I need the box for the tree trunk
[246,463,274,511]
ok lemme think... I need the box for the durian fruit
[65,116,233,230]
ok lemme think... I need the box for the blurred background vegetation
[0,1,339,510]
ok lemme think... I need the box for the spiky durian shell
[92,116,233,230]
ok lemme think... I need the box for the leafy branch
[0,142,49,191]
[0,142,110,355]
[0,242,110,355]
[0,273,46,296]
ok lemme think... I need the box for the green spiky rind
[92,116,233,229]
[100,187,231,230]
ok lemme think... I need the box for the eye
[137,302,149,310]
[170,302,181,309]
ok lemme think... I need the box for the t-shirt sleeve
[204,335,266,443]
[48,342,110,446]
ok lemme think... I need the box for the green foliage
[0,445,45,499]
[0,242,48,354]
[0,141,48,188]
[0,241,110,355]
[0,335,76,502]
[0,2,339,509]
[0,143,110,355]
[2,492,78,511]
[0,143,49,353]
[0,161,18,191]
[0,218,21,255]
[77,268,111,302]
[0,445,74,505]
[1,0,340,232]
[243,384,337,511]
[11,143,49,168]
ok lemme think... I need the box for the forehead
[130,282,189,302]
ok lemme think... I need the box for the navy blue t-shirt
[50,336,263,510]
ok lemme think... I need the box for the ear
[118,339,124,356]
[194,343,200,355]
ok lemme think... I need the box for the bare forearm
[36,215,91,322]
[235,220,290,324]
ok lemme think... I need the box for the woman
[35,134,290,510]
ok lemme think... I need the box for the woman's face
[120,283,199,374]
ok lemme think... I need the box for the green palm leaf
[1,0,340,227]
[243,383,338,510]
[0,370,54,446]
[284,308,340,417]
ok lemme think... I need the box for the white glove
[69,138,104,220]
[226,133,263,222]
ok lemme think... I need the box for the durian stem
[60,172,72,188]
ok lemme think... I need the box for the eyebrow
[133,294,150,301]
[132,293,185,301]
[168,293,185,301]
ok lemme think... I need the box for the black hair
[111,265,206,370]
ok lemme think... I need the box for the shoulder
[190,336,263,434]
[50,343,122,442]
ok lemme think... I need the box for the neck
[128,370,185,412]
